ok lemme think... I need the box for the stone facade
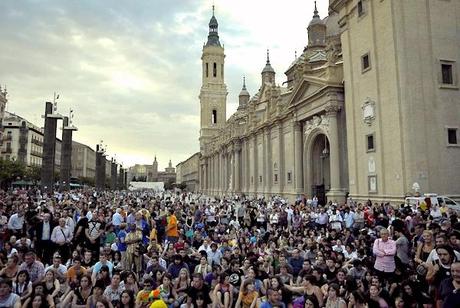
[331,0,460,201]
[176,152,200,191]
[1,111,62,170]
[196,1,460,203]
[127,157,176,184]
[71,141,96,179]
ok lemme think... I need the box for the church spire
[262,49,275,74]
[313,1,319,18]
[206,5,221,47]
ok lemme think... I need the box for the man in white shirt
[7,209,25,236]
[51,218,73,262]
[45,255,67,281]
[112,208,124,234]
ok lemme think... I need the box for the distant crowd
[0,188,459,308]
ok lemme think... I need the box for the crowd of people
[0,188,459,308]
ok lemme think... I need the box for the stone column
[118,165,124,190]
[278,124,284,194]
[111,160,117,190]
[246,139,250,193]
[294,121,303,195]
[41,102,62,193]
[264,129,271,195]
[234,142,241,193]
[60,116,76,191]
[253,135,258,194]
[124,168,128,190]
[262,130,267,194]
[325,104,345,202]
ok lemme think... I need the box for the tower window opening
[206,63,209,78]
[213,62,217,77]
[221,64,224,78]
[212,110,217,124]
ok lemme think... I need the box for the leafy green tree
[0,158,26,189]
[164,178,175,190]
[24,165,41,184]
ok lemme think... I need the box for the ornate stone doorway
[305,130,330,205]
[311,133,330,205]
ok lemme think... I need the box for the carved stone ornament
[304,115,330,137]
[362,97,376,125]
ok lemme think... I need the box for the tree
[80,176,95,187]
[24,165,41,184]
[0,158,26,189]
[177,182,187,190]
[164,178,175,190]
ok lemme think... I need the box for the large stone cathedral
[193,0,460,203]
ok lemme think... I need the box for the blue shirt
[117,230,127,252]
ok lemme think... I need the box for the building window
[287,172,292,183]
[361,53,371,72]
[448,128,458,145]
[274,174,278,183]
[357,0,365,16]
[221,64,224,78]
[259,175,262,183]
[211,110,217,124]
[367,134,375,152]
[213,62,217,77]
[206,63,209,78]
[441,63,453,84]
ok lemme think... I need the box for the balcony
[1,148,12,154]
[3,135,12,141]
[31,138,43,146]
[30,150,42,157]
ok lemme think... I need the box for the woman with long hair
[158,273,176,307]
[415,230,434,264]
[42,269,60,300]
[12,270,32,300]
[194,256,212,279]
[173,268,190,307]
[0,255,19,279]
[87,280,110,308]
[324,284,346,308]
[347,290,367,308]
[120,272,139,294]
[212,273,233,308]
[95,298,112,308]
[24,294,48,308]
[286,275,323,308]
[235,279,259,308]
[117,290,135,308]
[71,274,93,308]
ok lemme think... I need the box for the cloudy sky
[0,0,328,170]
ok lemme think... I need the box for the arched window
[205,63,209,78]
[213,62,217,77]
[212,110,217,124]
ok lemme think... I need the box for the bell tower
[199,6,228,152]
